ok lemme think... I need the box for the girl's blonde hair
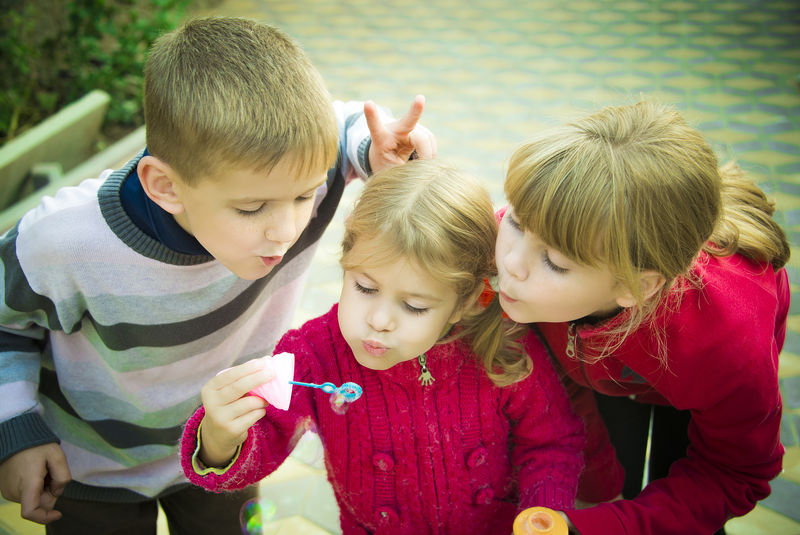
[144,17,338,184]
[505,100,789,356]
[342,159,530,386]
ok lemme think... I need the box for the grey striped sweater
[0,101,373,502]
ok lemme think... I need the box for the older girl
[496,101,789,534]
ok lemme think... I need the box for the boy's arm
[0,338,59,461]
[334,95,435,181]
[364,95,436,172]
[506,331,586,512]
[0,227,60,463]
[0,443,70,524]
[0,230,69,524]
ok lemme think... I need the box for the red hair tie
[478,277,509,318]
[478,277,496,308]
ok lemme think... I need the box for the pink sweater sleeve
[179,363,318,492]
[509,332,586,511]
[179,406,273,492]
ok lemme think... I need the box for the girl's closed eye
[353,280,377,295]
[403,302,429,315]
[505,212,522,231]
[543,252,568,274]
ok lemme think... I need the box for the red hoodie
[538,250,789,534]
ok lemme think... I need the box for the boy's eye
[543,252,568,274]
[237,204,265,216]
[354,281,377,295]
[403,303,429,315]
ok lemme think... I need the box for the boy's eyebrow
[232,177,328,203]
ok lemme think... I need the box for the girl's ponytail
[706,162,790,269]
[458,292,530,387]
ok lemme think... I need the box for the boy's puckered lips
[260,255,283,267]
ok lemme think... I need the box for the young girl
[494,101,790,535]
[180,159,585,534]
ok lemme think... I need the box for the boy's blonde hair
[342,159,530,386]
[505,100,789,355]
[144,17,338,184]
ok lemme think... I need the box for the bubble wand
[288,380,363,414]
[239,353,363,414]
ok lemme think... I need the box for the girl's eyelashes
[403,303,429,315]
[354,281,377,295]
[505,212,522,231]
[543,252,568,274]
[354,280,430,315]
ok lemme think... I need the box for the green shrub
[0,0,189,145]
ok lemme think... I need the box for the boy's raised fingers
[409,123,437,159]
[391,94,425,136]
[363,100,384,139]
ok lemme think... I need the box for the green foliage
[0,0,189,144]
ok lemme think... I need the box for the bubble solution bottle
[513,507,569,535]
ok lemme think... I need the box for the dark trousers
[595,393,725,535]
[46,484,258,535]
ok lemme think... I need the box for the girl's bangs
[505,146,614,268]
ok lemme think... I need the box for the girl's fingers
[206,358,274,403]
[231,406,268,433]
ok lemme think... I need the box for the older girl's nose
[501,245,529,281]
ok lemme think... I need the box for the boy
[0,16,434,534]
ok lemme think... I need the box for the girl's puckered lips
[362,340,388,356]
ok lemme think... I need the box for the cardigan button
[466,446,488,468]
[373,453,395,472]
[474,487,494,505]
[375,506,399,525]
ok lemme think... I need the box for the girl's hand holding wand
[198,358,274,467]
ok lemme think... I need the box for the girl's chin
[499,305,531,324]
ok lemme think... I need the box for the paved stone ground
[197,1,800,533]
[2,1,798,533]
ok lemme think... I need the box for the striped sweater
[0,101,372,502]
[181,305,586,534]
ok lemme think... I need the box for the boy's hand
[0,443,71,524]
[199,358,273,467]
[365,94,437,173]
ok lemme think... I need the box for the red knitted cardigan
[181,304,585,534]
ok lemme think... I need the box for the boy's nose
[265,206,297,244]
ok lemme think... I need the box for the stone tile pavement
[1,0,798,533]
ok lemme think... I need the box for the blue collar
[119,149,208,255]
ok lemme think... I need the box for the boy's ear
[137,155,185,215]
[615,270,666,309]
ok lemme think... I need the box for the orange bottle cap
[512,507,568,535]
